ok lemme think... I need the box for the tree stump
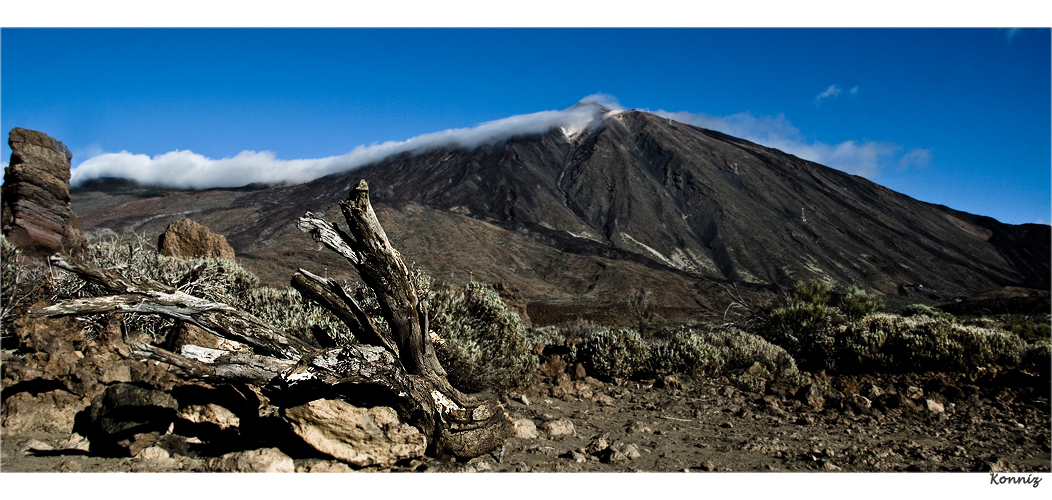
[34,180,512,460]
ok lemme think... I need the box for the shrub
[427,282,537,394]
[795,279,831,307]
[576,327,651,380]
[1003,316,1052,344]
[834,313,1028,373]
[899,303,954,320]
[47,232,266,343]
[1,236,50,333]
[237,286,348,346]
[648,326,801,388]
[839,287,883,321]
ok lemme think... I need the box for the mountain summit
[71,107,1050,322]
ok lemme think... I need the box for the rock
[297,461,355,473]
[906,386,924,400]
[572,363,587,380]
[699,460,717,471]
[208,447,295,472]
[561,450,587,463]
[538,356,567,380]
[658,373,692,392]
[87,383,180,456]
[119,432,161,457]
[1,127,88,260]
[622,443,642,460]
[23,438,54,453]
[157,218,235,261]
[573,380,594,399]
[179,403,240,430]
[1,389,89,434]
[822,460,842,471]
[925,399,945,414]
[584,434,610,455]
[60,433,91,452]
[135,446,170,461]
[540,418,576,437]
[283,399,427,467]
[593,393,616,406]
[489,282,531,327]
[627,421,653,434]
[866,385,884,399]
[54,459,83,472]
[600,447,628,463]
[802,383,826,409]
[583,376,604,390]
[512,418,540,439]
[171,322,248,353]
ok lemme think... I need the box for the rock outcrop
[157,218,235,261]
[1,127,88,260]
[283,399,427,467]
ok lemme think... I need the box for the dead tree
[33,179,512,459]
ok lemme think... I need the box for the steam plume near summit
[70,95,928,189]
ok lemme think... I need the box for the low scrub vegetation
[426,280,538,394]
[4,236,1048,397]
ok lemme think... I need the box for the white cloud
[578,92,625,110]
[1005,28,1020,41]
[850,86,859,95]
[814,84,842,104]
[659,109,931,178]
[70,94,931,189]
[70,101,606,189]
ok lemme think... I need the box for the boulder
[283,399,426,467]
[512,418,539,439]
[179,403,240,430]
[87,383,180,456]
[540,418,576,437]
[1,389,89,434]
[157,218,235,261]
[207,447,295,472]
[2,127,88,260]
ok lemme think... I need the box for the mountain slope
[71,104,1050,322]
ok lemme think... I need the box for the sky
[1,27,1049,225]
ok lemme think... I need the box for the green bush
[899,303,954,320]
[1003,316,1052,344]
[839,287,883,321]
[640,325,802,389]
[795,279,831,307]
[834,313,1028,373]
[237,286,348,345]
[427,282,538,394]
[1022,341,1051,374]
[576,327,651,380]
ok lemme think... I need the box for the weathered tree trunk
[33,180,512,460]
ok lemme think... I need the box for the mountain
[70,103,1050,324]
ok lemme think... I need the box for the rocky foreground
[2,312,1049,473]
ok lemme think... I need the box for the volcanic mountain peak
[70,108,1050,322]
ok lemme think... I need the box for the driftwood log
[33,179,512,459]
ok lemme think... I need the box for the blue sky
[1,27,1049,225]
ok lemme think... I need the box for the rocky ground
[3,313,1049,473]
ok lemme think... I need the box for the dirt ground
[3,368,1048,474]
